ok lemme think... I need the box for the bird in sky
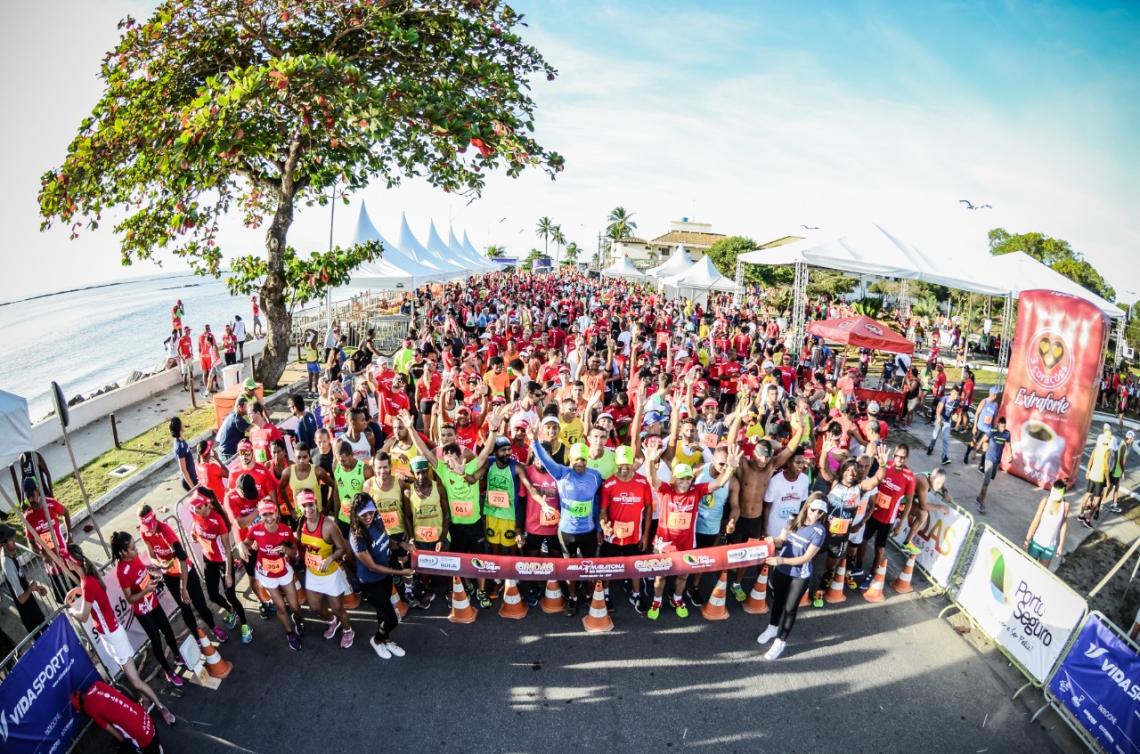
[800,224,820,230]
[958,199,992,210]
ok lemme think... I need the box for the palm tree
[564,241,580,266]
[536,216,555,257]
[606,206,637,241]
[551,226,566,263]
[485,244,506,259]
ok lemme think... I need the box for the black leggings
[767,569,810,641]
[161,568,215,632]
[136,609,182,674]
[360,577,399,643]
[202,560,248,626]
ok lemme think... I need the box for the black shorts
[449,521,485,553]
[863,517,893,548]
[601,541,642,557]
[1106,474,1122,493]
[695,532,721,549]
[1087,479,1106,497]
[558,530,598,558]
[825,535,850,559]
[730,515,764,543]
[524,533,562,555]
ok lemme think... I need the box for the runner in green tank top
[334,440,372,534]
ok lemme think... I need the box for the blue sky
[2,0,1138,301]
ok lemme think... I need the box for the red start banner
[413,541,772,580]
[998,289,1106,488]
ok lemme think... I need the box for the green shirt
[393,347,416,377]
[435,458,481,524]
[484,462,517,521]
[585,448,617,481]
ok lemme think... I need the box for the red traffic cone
[540,580,566,614]
[891,553,917,594]
[196,628,233,680]
[824,562,848,605]
[391,582,408,620]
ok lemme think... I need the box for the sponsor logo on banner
[889,503,971,588]
[469,557,501,575]
[957,528,1085,684]
[416,554,460,572]
[681,553,716,569]
[514,561,556,577]
[633,557,674,574]
[565,560,627,578]
[726,545,767,564]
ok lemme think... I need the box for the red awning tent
[806,315,914,354]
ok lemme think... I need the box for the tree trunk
[256,192,295,389]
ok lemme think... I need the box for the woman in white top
[1024,481,1069,567]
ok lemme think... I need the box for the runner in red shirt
[859,444,916,586]
[73,681,162,754]
[243,499,303,650]
[195,440,229,503]
[189,489,251,643]
[21,482,78,601]
[600,445,653,613]
[227,440,277,502]
[644,443,741,620]
[224,473,276,621]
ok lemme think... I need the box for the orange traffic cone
[891,553,917,594]
[863,557,888,603]
[799,588,811,607]
[196,628,233,680]
[448,577,477,624]
[540,580,566,614]
[498,580,528,620]
[391,583,408,620]
[701,571,731,621]
[742,567,769,615]
[824,563,848,605]
[581,581,614,633]
[341,590,361,610]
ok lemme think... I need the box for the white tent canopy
[424,220,472,277]
[0,391,32,470]
[601,255,646,280]
[739,222,1008,296]
[647,246,695,279]
[448,227,495,272]
[350,203,444,288]
[461,231,488,264]
[986,251,1123,319]
[663,255,737,293]
[397,214,462,280]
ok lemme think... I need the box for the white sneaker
[384,641,405,658]
[370,637,392,659]
[764,638,786,661]
[756,625,779,645]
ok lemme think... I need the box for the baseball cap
[456,405,471,414]
[243,377,257,391]
[410,456,430,472]
[257,499,277,515]
[762,360,775,370]
[673,463,695,479]
[615,445,635,466]
[1128,431,1135,441]
[808,497,828,513]
[237,439,254,451]
[541,415,562,427]
[509,416,530,431]
[356,499,378,517]
[701,398,718,408]
[296,490,317,506]
[569,443,589,461]
[597,412,614,422]
[494,436,512,449]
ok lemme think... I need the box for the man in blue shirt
[926,386,960,465]
[217,396,251,464]
[963,386,999,470]
[975,417,1010,514]
[290,394,318,449]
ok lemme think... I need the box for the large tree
[39,0,563,385]
[705,235,794,288]
[606,206,636,241]
[989,228,1115,302]
[535,216,555,256]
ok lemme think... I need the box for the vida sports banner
[1049,614,1140,754]
[956,527,1086,683]
[998,289,1106,488]
[889,501,973,589]
[414,540,770,580]
[0,614,99,754]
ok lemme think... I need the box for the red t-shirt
[227,460,276,500]
[196,460,227,503]
[24,498,68,555]
[81,574,118,634]
[80,681,156,748]
[523,464,560,536]
[653,481,710,547]
[247,522,295,579]
[224,489,259,544]
[418,372,442,401]
[116,557,158,616]
[140,521,183,576]
[601,475,653,546]
[718,362,742,395]
[192,509,230,563]
[872,466,916,524]
[249,424,284,464]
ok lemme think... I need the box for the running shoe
[1079,516,1094,530]
[977,465,985,475]
[486,582,500,601]
[605,596,615,614]
[756,625,778,645]
[384,641,406,658]
[812,591,824,609]
[258,602,272,621]
[926,444,934,456]
[240,624,253,644]
[211,626,229,643]
[164,670,185,688]
[846,574,859,590]
[764,638,786,661]
[222,611,238,631]
[159,707,177,725]
[1110,504,1124,514]
[647,601,662,621]
[286,632,301,652]
[941,457,951,466]
[524,590,540,607]
[370,637,392,659]
[858,574,874,590]
[903,542,922,557]
[685,588,704,607]
[730,583,747,603]
[671,597,689,619]
[294,615,306,636]
[415,594,434,610]
[563,596,578,616]
[475,589,492,609]
[628,593,644,615]
[323,616,341,640]
[340,628,355,649]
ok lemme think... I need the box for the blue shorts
[1027,541,1056,560]
[306,362,320,375]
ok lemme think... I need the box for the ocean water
[0,273,357,421]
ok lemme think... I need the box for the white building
[610,218,726,269]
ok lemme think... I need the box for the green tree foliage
[807,269,857,299]
[564,241,580,264]
[38,0,563,385]
[521,248,544,271]
[535,216,555,255]
[485,244,506,259]
[606,207,636,240]
[706,235,794,287]
[989,228,1115,301]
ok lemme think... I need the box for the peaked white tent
[350,203,444,288]
[462,231,498,267]
[0,390,32,471]
[601,255,646,280]
[424,221,471,277]
[397,214,460,280]
[986,251,1123,319]
[663,255,737,296]
[647,246,695,279]
[447,227,493,272]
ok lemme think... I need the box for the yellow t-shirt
[559,417,584,446]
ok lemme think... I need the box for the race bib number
[875,492,893,510]
[701,433,720,449]
[487,490,510,509]
[379,510,401,531]
[39,530,56,550]
[414,525,439,542]
[828,517,851,536]
[452,500,475,518]
[666,511,692,530]
[539,506,560,526]
[566,500,591,519]
[261,556,285,575]
[304,551,324,572]
[613,520,634,539]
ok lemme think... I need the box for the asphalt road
[98,568,1082,754]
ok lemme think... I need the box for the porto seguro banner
[0,614,99,754]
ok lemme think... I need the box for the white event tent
[662,255,737,302]
[396,213,462,280]
[985,251,1123,319]
[601,255,646,280]
[350,202,445,288]
[424,221,472,278]
[461,231,491,265]
[647,246,695,279]
[448,227,495,272]
[0,390,32,513]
